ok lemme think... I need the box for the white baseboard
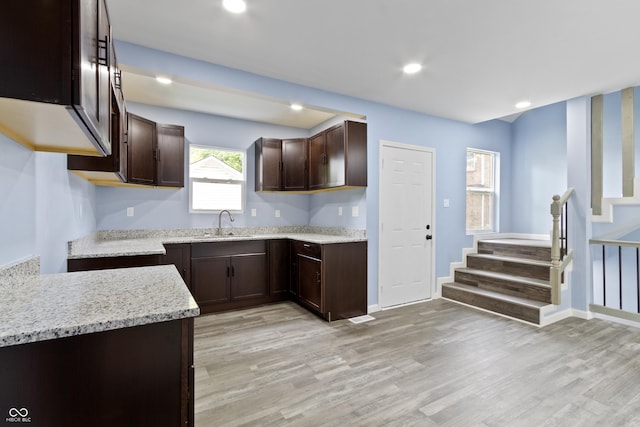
[592,312,640,328]
[570,309,594,320]
[367,304,380,314]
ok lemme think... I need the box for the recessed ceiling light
[403,63,422,74]
[156,76,172,85]
[515,101,531,109]
[290,103,303,111]
[223,0,246,13]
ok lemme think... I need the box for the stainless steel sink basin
[191,234,253,240]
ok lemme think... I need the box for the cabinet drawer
[192,240,266,258]
[292,241,321,259]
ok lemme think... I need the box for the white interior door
[379,142,434,308]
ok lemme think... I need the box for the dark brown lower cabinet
[291,240,367,321]
[67,254,162,272]
[269,239,289,296]
[298,254,322,312]
[163,243,191,289]
[191,240,270,314]
[0,318,194,427]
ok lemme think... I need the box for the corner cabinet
[308,120,367,190]
[255,121,366,193]
[0,0,113,156]
[291,240,367,321]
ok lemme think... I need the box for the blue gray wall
[1,135,96,273]
[511,101,567,234]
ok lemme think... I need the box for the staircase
[442,238,553,325]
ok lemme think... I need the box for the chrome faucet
[217,210,234,236]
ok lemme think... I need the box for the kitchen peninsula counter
[0,258,199,426]
[0,263,199,347]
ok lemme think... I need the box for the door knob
[426,235,433,240]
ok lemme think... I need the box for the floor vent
[349,314,376,324]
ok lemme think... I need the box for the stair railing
[588,239,640,319]
[550,188,575,304]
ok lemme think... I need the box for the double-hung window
[189,145,245,212]
[466,148,498,233]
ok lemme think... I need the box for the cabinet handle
[303,243,311,248]
[226,266,230,277]
[97,36,109,67]
[316,271,321,285]
[231,266,235,277]
[114,70,122,90]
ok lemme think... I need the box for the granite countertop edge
[0,265,200,348]
[68,229,367,259]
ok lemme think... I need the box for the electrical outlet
[275,209,281,218]
[443,199,450,208]
[251,208,257,217]
[126,207,134,217]
[338,206,343,216]
[352,206,359,217]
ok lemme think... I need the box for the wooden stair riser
[466,255,550,281]
[478,241,551,262]
[442,285,540,324]
[454,270,551,304]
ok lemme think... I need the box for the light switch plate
[275,209,281,218]
[338,206,343,216]
[126,207,134,217]
[352,206,359,217]
[251,208,257,217]
[443,199,450,208]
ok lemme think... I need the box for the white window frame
[189,145,246,214]
[466,148,499,234]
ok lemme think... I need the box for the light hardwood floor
[194,299,640,426]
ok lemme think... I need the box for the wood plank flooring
[194,300,640,426]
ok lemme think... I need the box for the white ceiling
[107,0,640,124]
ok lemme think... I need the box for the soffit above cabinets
[120,65,364,130]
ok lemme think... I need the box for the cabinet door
[325,124,346,188]
[156,123,185,187]
[282,138,307,191]
[255,138,282,191]
[164,244,191,289]
[191,257,230,305]
[298,254,322,312]
[231,254,268,300]
[308,132,326,190]
[127,113,157,185]
[78,0,111,153]
[269,240,289,296]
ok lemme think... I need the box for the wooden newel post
[550,194,561,304]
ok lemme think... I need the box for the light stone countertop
[68,228,367,259]
[0,265,200,347]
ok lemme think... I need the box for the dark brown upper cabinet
[282,138,308,191]
[255,121,366,193]
[255,138,282,191]
[67,42,127,184]
[0,0,113,156]
[128,113,185,188]
[156,123,186,187]
[309,120,367,190]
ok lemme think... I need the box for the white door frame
[378,140,436,309]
